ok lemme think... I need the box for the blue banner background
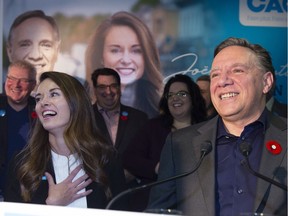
[2,0,287,103]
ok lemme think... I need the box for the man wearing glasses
[91,67,148,211]
[0,60,36,200]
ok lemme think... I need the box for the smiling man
[91,67,148,211]
[148,37,287,216]
[0,60,36,200]
[6,10,60,82]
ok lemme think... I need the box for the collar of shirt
[216,109,268,140]
[97,104,120,118]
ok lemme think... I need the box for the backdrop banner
[1,0,287,108]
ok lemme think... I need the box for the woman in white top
[5,71,127,210]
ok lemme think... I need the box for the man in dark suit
[0,60,36,200]
[148,37,287,216]
[91,68,149,211]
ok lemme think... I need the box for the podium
[0,202,176,216]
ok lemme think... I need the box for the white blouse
[51,150,87,208]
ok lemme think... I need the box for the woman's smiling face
[167,82,192,121]
[102,25,145,86]
[35,78,70,134]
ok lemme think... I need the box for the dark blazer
[123,116,171,181]
[93,104,148,157]
[122,116,171,212]
[271,98,287,118]
[0,95,35,193]
[148,112,287,216]
[4,154,127,210]
[93,103,148,212]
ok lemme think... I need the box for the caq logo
[239,0,287,27]
[247,0,287,13]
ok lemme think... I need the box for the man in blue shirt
[148,37,287,216]
[0,60,36,200]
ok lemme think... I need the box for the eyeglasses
[6,75,35,85]
[165,91,190,100]
[95,83,120,91]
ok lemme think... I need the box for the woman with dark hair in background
[123,74,207,211]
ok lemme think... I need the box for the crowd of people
[0,8,286,216]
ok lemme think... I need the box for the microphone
[106,141,212,209]
[239,141,287,191]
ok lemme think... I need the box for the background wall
[1,0,287,104]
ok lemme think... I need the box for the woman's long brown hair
[17,71,113,201]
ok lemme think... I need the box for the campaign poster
[1,0,287,118]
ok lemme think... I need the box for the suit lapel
[94,107,113,145]
[254,114,287,209]
[0,96,8,167]
[114,106,128,149]
[185,117,218,215]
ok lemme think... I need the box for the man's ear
[262,71,274,94]
[6,43,13,62]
